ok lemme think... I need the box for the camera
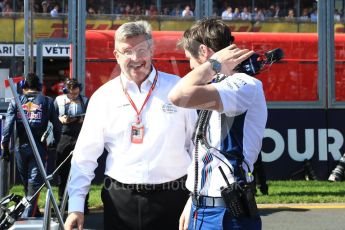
[328,153,345,181]
[235,53,261,76]
[236,48,284,76]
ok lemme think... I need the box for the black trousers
[56,134,77,202]
[101,176,189,230]
[56,134,89,207]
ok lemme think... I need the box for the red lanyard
[120,71,158,124]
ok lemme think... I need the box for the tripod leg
[60,169,71,214]
[43,189,52,230]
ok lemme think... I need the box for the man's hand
[59,115,68,124]
[64,212,84,230]
[210,44,255,76]
[179,197,192,230]
[59,115,77,124]
[0,148,10,161]
[78,117,84,123]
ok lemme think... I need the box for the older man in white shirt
[64,20,197,230]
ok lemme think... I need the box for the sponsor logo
[162,103,177,113]
[117,103,130,108]
[17,102,43,120]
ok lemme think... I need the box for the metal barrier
[0,113,10,199]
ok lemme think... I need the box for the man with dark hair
[169,18,266,229]
[54,78,89,213]
[1,73,61,217]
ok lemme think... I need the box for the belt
[192,195,227,207]
[108,175,187,193]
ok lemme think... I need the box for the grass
[7,180,345,208]
[8,184,104,209]
[255,180,345,204]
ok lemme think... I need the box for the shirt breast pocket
[104,109,133,149]
[145,103,184,132]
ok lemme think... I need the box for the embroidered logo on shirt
[117,103,130,108]
[226,77,247,90]
[162,103,177,113]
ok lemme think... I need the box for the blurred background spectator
[310,9,318,22]
[182,5,193,17]
[170,4,182,16]
[50,3,58,17]
[334,9,341,22]
[87,6,96,15]
[233,7,240,19]
[253,7,265,21]
[2,1,13,16]
[41,1,48,14]
[221,6,233,20]
[285,8,295,21]
[299,8,310,21]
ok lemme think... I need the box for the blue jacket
[1,92,61,147]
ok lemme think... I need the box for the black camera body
[235,48,284,76]
[221,182,258,219]
[235,53,261,76]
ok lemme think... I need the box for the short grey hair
[115,21,153,49]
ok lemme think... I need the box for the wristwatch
[208,59,221,74]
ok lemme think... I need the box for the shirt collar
[120,65,158,89]
[145,65,157,85]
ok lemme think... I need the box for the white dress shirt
[68,67,197,213]
[186,73,267,197]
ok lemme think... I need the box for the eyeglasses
[116,47,150,59]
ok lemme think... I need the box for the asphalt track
[80,204,345,230]
[259,203,345,230]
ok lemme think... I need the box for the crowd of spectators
[0,0,343,22]
[219,5,321,22]
[0,0,63,17]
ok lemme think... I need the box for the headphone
[62,79,82,94]
[18,79,27,89]
[18,78,42,91]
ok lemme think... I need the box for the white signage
[0,44,70,57]
[261,128,343,162]
[43,45,70,57]
[0,45,13,56]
